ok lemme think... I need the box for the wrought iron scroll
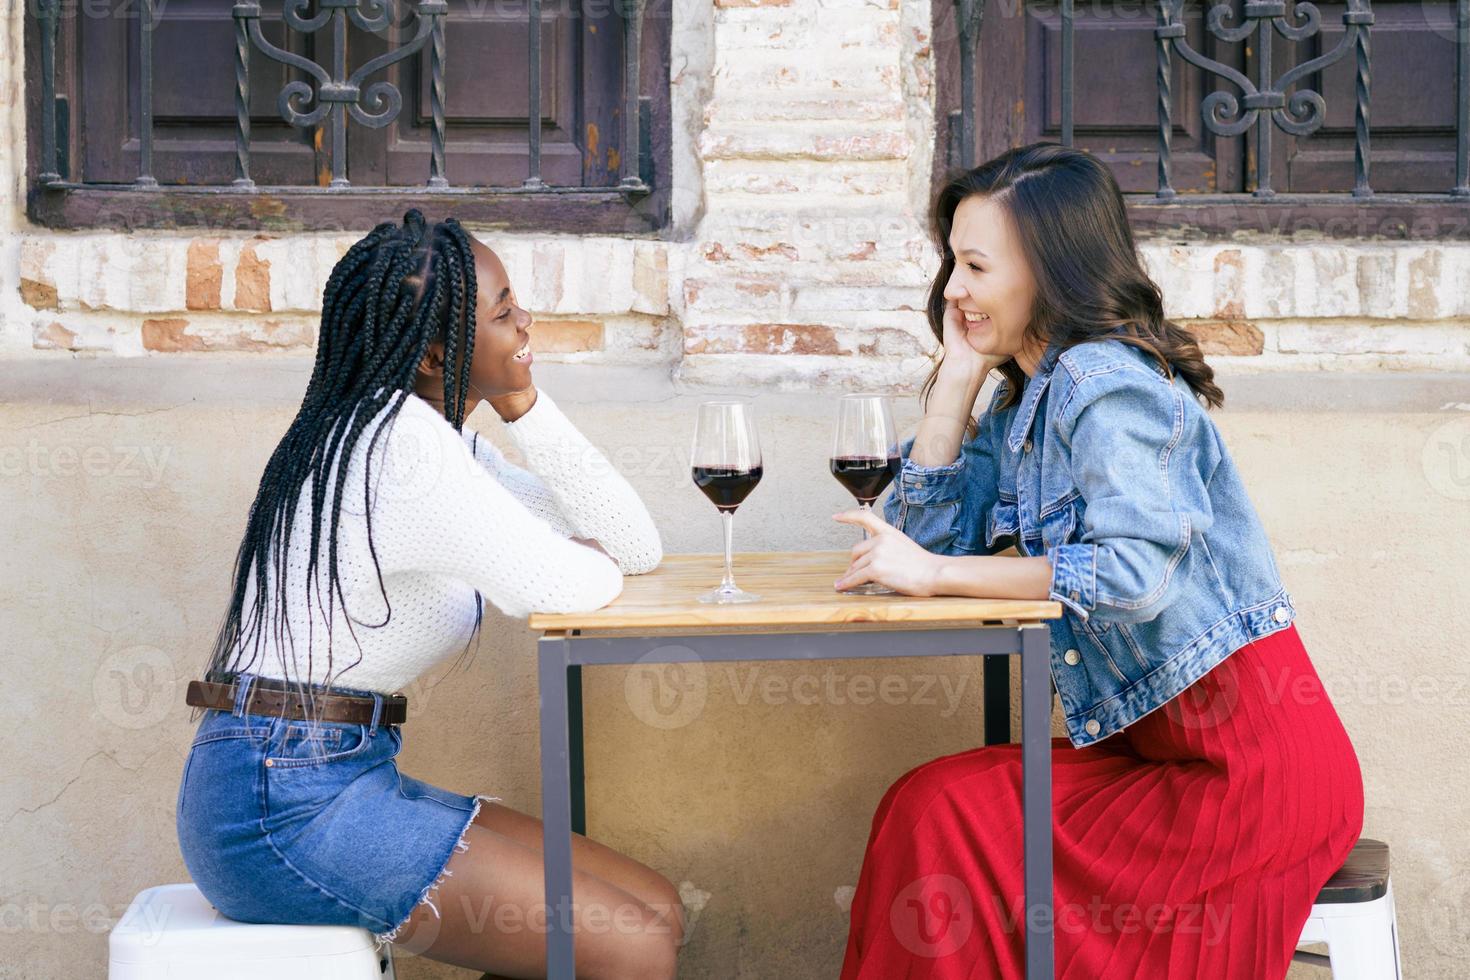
[1154,0,1375,198]
[231,0,448,189]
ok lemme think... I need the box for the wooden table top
[528,552,1063,634]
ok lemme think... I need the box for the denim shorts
[175,673,496,949]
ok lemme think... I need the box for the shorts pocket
[261,723,393,829]
[180,713,271,804]
[177,719,272,864]
[265,722,370,769]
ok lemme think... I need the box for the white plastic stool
[1293,839,1402,979]
[109,883,395,980]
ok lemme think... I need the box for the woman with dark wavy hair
[176,210,681,979]
[834,143,1365,978]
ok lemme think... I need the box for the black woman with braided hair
[175,209,679,979]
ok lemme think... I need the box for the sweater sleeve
[496,390,664,575]
[368,397,624,618]
[461,427,578,539]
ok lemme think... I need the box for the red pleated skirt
[840,623,1365,980]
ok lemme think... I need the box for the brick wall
[3,0,1469,382]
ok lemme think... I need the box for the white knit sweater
[237,389,662,695]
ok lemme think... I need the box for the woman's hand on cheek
[832,508,945,596]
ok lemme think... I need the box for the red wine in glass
[691,401,763,604]
[832,394,900,595]
[829,456,899,504]
[692,465,764,512]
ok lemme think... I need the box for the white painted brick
[704,95,905,125]
[1140,244,1217,319]
[632,242,672,316]
[561,239,637,315]
[711,52,900,94]
[28,235,188,314]
[266,236,342,313]
[681,309,932,347]
[678,353,927,391]
[700,124,912,163]
[683,275,792,313]
[32,312,146,355]
[703,159,906,197]
[791,284,926,311]
[713,6,817,48]
[698,207,925,251]
[480,237,535,301]
[1141,242,1470,324]
[1274,321,1470,358]
[811,0,900,10]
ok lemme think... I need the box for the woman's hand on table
[832,508,944,596]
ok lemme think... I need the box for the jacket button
[1273,606,1289,624]
[1084,719,1101,736]
[913,479,925,488]
[1064,648,1081,666]
[1023,439,1033,453]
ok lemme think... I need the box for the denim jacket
[884,338,1296,748]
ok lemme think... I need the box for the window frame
[931,0,1470,241]
[23,1,674,235]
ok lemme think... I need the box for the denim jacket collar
[1004,341,1064,454]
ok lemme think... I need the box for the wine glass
[831,393,900,596]
[691,400,763,604]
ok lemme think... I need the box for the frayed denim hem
[371,793,500,952]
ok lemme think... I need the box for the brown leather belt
[185,676,408,726]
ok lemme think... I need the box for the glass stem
[860,501,873,542]
[721,509,737,591]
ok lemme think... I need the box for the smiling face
[943,193,1045,372]
[464,238,534,397]
[415,237,534,414]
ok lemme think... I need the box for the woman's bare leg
[469,803,685,945]
[387,814,680,979]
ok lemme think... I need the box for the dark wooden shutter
[935,0,1246,195]
[935,0,1458,197]
[79,0,319,185]
[1270,0,1461,192]
[350,0,626,188]
[75,0,622,188]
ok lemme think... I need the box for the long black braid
[194,209,486,723]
